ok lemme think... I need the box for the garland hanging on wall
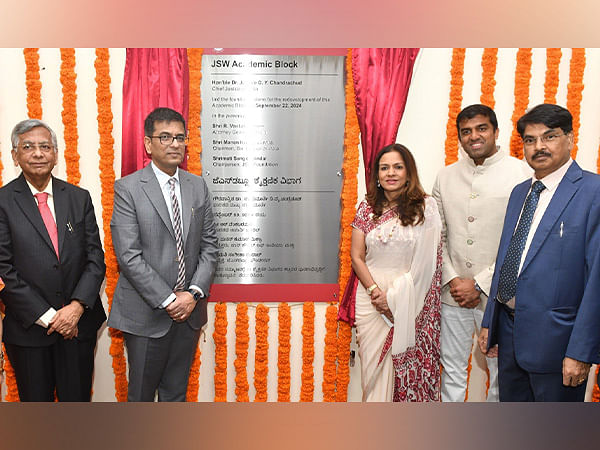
[187,48,203,175]
[95,48,127,401]
[444,48,465,166]
[253,304,269,401]
[509,49,532,159]
[567,48,586,160]
[480,48,498,109]
[333,48,361,402]
[544,48,562,104]
[277,303,291,401]
[24,48,42,119]
[60,48,80,185]
[300,302,315,401]
[2,343,19,401]
[213,302,228,401]
[234,302,250,401]
[323,305,338,401]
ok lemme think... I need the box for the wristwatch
[474,282,483,294]
[187,288,203,302]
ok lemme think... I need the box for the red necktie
[34,192,59,259]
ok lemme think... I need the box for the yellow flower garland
[213,302,228,401]
[277,303,291,401]
[253,304,269,401]
[544,48,562,104]
[234,302,249,402]
[300,302,315,402]
[24,48,42,119]
[186,48,203,175]
[60,48,80,185]
[509,49,532,159]
[567,48,586,160]
[444,48,465,165]
[480,48,498,109]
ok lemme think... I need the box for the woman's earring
[405,180,409,187]
[377,180,381,188]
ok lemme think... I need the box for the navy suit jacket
[482,161,600,373]
[0,174,106,346]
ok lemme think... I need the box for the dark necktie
[497,180,546,303]
[168,178,186,291]
[34,192,59,259]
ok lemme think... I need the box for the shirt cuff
[35,307,57,328]
[160,293,177,309]
[189,285,205,299]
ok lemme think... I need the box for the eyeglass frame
[148,134,189,145]
[521,131,568,147]
[14,142,56,153]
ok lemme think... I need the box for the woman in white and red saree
[350,144,442,401]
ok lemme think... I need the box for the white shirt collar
[151,162,179,188]
[533,158,573,193]
[25,177,53,196]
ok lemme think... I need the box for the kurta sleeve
[386,197,442,354]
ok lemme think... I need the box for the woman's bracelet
[366,284,378,295]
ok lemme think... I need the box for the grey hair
[11,119,58,150]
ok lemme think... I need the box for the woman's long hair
[366,144,426,226]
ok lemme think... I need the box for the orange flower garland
[300,302,315,402]
[333,48,361,402]
[2,343,19,401]
[566,48,586,160]
[544,48,562,104]
[95,48,127,401]
[24,48,42,119]
[480,48,498,109]
[186,48,203,175]
[322,304,338,402]
[277,303,291,402]
[509,49,532,159]
[213,302,228,401]
[444,48,466,165]
[60,48,80,185]
[234,302,249,402]
[253,304,269,402]
[592,366,600,402]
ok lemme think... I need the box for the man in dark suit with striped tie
[109,107,218,401]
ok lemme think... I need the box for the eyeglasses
[522,132,566,147]
[17,142,55,153]
[149,135,189,145]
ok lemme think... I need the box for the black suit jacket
[0,174,106,346]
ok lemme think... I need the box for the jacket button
[467,239,473,245]
[53,264,59,269]
[466,261,472,268]
[468,216,475,222]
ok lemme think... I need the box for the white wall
[0,48,598,401]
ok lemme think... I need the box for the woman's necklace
[375,209,399,244]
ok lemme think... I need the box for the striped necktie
[168,178,186,291]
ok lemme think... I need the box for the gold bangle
[366,284,378,295]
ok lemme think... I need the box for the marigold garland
[24,48,42,119]
[253,304,269,402]
[213,302,228,401]
[95,48,127,401]
[544,48,562,104]
[444,48,466,166]
[509,49,532,159]
[566,48,586,160]
[187,48,203,175]
[277,303,291,402]
[234,302,249,402]
[592,366,600,402]
[480,48,498,109]
[332,48,361,402]
[322,304,338,402]
[300,302,315,402]
[185,345,202,401]
[60,48,80,185]
[2,343,19,401]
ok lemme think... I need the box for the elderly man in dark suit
[0,119,106,401]
[479,104,600,401]
[109,107,218,401]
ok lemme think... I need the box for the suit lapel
[13,174,57,256]
[140,164,175,240]
[52,178,68,257]
[521,162,582,274]
[179,171,193,243]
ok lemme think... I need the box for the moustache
[532,151,551,159]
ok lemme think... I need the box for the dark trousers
[496,306,586,402]
[4,337,97,402]
[124,321,200,402]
